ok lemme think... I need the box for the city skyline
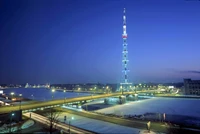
[1,0,200,84]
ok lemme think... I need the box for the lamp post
[106,86,109,94]
[52,89,55,100]
[10,112,15,133]
[63,90,66,104]
[120,86,123,95]
[10,92,14,106]
[10,92,14,100]
[68,117,74,134]
[94,87,96,93]
[129,85,132,92]
[50,89,55,112]
[139,83,142,91]
[19,94,22,110]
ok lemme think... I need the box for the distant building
[184,79,200,95]
[25,83,29,88]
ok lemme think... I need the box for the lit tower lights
[120,8,132,94]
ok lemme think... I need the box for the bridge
[0,90,158,114]
[0,92,124,114]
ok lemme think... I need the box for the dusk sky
[0,0,200,84]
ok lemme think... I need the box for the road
[23,112,95,134]
[55,107,169,133]
[56,111,143,134]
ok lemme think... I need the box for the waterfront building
[184,78,200,95]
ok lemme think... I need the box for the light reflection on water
[3,88,91,101]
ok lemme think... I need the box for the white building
[184,79,200,95]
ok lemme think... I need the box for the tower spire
[123,8,126,25]
[122,8,127,38]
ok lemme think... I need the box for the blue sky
[0,0,200,84]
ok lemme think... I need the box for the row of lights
[10,92,35,100]
[10,92,23,110]
[77,86,111,90]
[120,85,156,88]
[10,92,22,97]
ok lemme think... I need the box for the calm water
[3,88,91,101]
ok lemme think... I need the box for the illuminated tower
[120,8,132,94]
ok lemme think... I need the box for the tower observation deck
[120,8,132,94]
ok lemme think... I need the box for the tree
[0,123,9,133]
[43,108,61,134]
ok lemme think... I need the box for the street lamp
[10,92,14,100]
[10,112,15,133]
[63,90,66,104]
[19,94,22,110]
[52,89,55,100]
[106,86,110,94]
[120,85,123,94]
[68,117,74,134]
[10,92,15,106]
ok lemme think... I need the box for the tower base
[120,83,132,94]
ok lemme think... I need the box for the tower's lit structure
[120,8,132,94]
